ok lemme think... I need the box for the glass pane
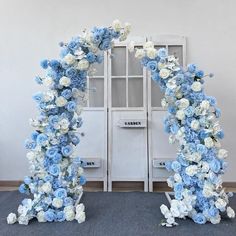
[89,78,104,107]
[128,47,143,75]
[151,79,164,107]
[111,47,126,76]
[112,78,126,107]
[128,77,143,107]
[168,45,183,66]
[93,61,104,76]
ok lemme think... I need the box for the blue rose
[18,183,28,194]
[185,106,194,117]
[96,54,104,63]
[86,52,96,63]
[56,211,65,222]
[66,68,77,78]
[70,135,80,145]
[49,60,60,71]
[49,115,59,128]
[60,47,70,58]
[45,210,56,222]
[195,70,204,78]
[99,38,111,50]
[24,176,32,185]
[157,48,168,59]
[46,147,58,158]
[79,176,86,185]
[40,59,49,69]
[61,145,73,157]
[216,131,224,139]
[187,64,197,73]
[193,213,206,224]
[61,89,72,99]
[49,164,60,176]
[52,153,62,164]
[63,197,74,206]
[31,131,39,141]
[147,61,157,72]
[174,183,184,192]
[44,175,53,182]
[170,123,179,134]
[32,92,43,103]
[68,39,80,51]
[196,144,207,155]
[25,139,36,150]
[36,134,48,146]
[171,161,181,172]
[210,159,221,173]
[54,188,67,198]
[66,101,76,112]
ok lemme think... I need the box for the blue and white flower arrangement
[7,20,131,225]
[130,42,235,226]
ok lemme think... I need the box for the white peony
[55,96,67,107]
[37,211,46,222]
[43,77,53,87]
[41,182,52,194]
[178,98,189,109]
[191,120,200,130]
[204,137,214,148]
[159,68,171,79]
[18,215,29,225]
[227,206,235,218]
[135,49,145,59]
[59,76,71,87]
[176,110,185,120]
[218,149,228,159]
[185,165,198,176]
[76,211,86,223]
[144,41,154,49]
[52,198,63,208]
[64,53,76,65]
[77,59,89,70]
[112,19,122,32]
[191,81,202,92]
[146,47,157,59]
[7,213,17,224]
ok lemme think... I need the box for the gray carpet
[0,191,236,236]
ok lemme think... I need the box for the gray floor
[0,191,235,236]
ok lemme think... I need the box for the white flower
[146,47,157,59]
[128,41,135,52]
[55,96,67,107]
[218,149,228,159]
[43,77,53,87]
[227,206,235,218]
[203,182,214,197]
[124,22,131,33]
[76,211,86,223]
[186,152,201,162]
[166,78,177,89]
[191,120,200,130]
[7,213,17,224]
[204,137,214,148]
[159,68,171,79]
[44,91,55,102]
[174,173,182,182]
[26,152,35,161]
[160,204,170,215]
[215,198,227,211]
[41,182,52,194]
[52,198,63,208]
[59,76,71,87]
[78,167,84,176]
[201,161,210,172]
[18,215,29,225]
[158,62,165,70]
[200,100,210,110]
[112,19,122,32]
[64,206,75,221]
[144,41,154,49]
[64,53,76,65]
[176,110,185,120]
[59,118,70,130]
[77,59,89,70]
[185,165,198,176]
[210,214,221,224]
[37,211,46,222]
[191,81,202,92]
[178,98,189,109]
[76,203,85,214]
[135,49,145,59]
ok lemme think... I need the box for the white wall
[0,0,236,181]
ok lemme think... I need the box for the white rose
[78,59,89,70]
[176,110,185,120]
[158,62,165,70]
[59,76,71,87]
[174,173,182,182]
[64,53,76,65]
[201,161,210,172]
[191,81,202,92]
[55,96,67,107]
[215,198,227,210]
[112,19,122,32]
[178,98,189,109]
[144,41,154,49]
[43,77,53,87]
[52,198,63,208]
[135,49,145,59]
[210,214,221,224]
[76,211,86,223]
[37,211,46,222]
[59,118,70,130]
[44,91,54,102]
[187,152,201,162]
[76,203,85,214]
[166,78,177,89]
[64,208,75,221]
[18,215,29,225]
[41,182,52,194]
[159,68,171,79]
[7,213,17,224]
[227,206,235,218]
[203,182,214,197]
[204,137,214,148]
[160,204,170,215]
[185,165,198,176]
[191,120,200,130]
[146,47,157,59]
[78,167,84,176]
[200,100,210,110]
[161,98,168,109]
[26,152,35,161]
[218,149,228,159]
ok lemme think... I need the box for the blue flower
[147,61,157,72]
[45,210,56,222]
[86,52,96,63]
[25,139,36,150]
[46,147,58,158]
[195,70,204,78]
[171,161,182,172]
[99,38,111,50]
[32,92,43,103]
[61,89,72,99]
[174,183,184,192]
[49,60,61,71]
[193,213,206,224]
[187,64,197,73]
[79,176,86,185]
[56,211,65,222]
[210,159,221,173]
[68,38,80,51]
[61,145,73,157]
[24,176,32,185]
[64,197,74,206]
[36,134,48,146]
[31,131,39,141]
[49,164,60,176]
[52,153,62,164]
[66,101,76,112]
[157,48,168,59]
[54,188,67,198]
[40,59,49,69]
[216,131,224,139]
[196,144,207,155]
[66,68,77,78]
[18,183,28,194]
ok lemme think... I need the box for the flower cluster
[132,42,235,226]
[7,20,130,225]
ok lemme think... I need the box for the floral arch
[7,20,235,226]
